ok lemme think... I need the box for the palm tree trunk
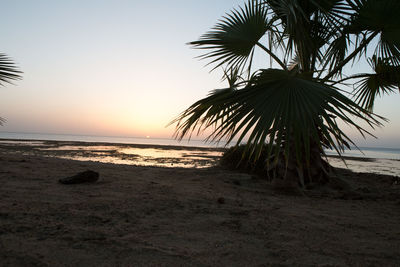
[271,137,331,189]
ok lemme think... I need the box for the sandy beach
[2,0,400,266]
[0,141,399,266]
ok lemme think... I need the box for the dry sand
[0,150,399,266]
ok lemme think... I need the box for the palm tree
[0,53,22,125]
[172,0,399,187]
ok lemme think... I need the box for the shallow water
[0,132,226,148]
[39,145,117,151]
[327,157,400,177]
[0,139,223,168]
[0,140,45,146]
[325,148,400,160]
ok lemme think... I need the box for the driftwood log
[59,170,99,184]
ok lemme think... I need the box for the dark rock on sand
[59,170,99,184]
[232,179,241,186]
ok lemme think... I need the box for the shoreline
[1,138,400,177]
[0,138,227,152]
[0,138,226,169]
[0,151,399,265]
[2,137,400,161]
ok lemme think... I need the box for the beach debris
[59,170,99,184]
[233,179,241,186]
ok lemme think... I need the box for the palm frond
[189,0,270,71]
[348,0,400,65]
[0,53,22,126]
[0,53,22,86]
[354,56,400,110]
[221,66,244,88]
[173,69,383,166]
[266,0,352,72]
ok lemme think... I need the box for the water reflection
[0,140,223,168]
[0,140,44,146]
[120,147,221,159]
[39,145,116,151]
[55,147,222,168]
[327,157,400,177]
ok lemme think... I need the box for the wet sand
[0,143,400,266]
[0,139,225,169]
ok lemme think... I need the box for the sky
[0,0,399,148]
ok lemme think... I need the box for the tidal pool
[0,139,223,168]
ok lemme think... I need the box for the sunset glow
[0,0,399,147]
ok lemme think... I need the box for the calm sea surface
[0,132,225,148]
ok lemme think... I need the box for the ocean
[0,132,223,148]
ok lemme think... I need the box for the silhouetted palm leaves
[0,54,22,86]
[173,0,399,180]
[0,53,22,125]
[354,56,400,111]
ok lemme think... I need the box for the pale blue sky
[0,0,399,148]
